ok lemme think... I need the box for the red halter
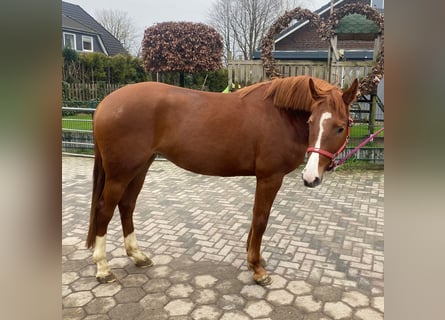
[306,117,353,171]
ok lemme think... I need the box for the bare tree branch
[208,0,307,61]
[95,9,138,55]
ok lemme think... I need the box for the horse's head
[302,78,359,187]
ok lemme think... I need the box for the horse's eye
[337,127,345,134]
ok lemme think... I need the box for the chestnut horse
[87,76,358,285]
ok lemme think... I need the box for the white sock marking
[124,232,148,263]
[93,235,111,277]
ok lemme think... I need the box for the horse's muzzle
[303,176,321,188]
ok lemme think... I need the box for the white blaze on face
[302,112,332,183]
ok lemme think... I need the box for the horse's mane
[238,76,342,112]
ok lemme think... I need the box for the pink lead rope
[330,126,384,171]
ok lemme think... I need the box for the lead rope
[330,127,384,170]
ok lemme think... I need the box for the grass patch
[348,123,384,148]
[62,148,94,155]
[350,123,384,138]
[334,159,384,171]
[62,114,93,131]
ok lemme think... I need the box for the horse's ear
[309,78,321,100]
[342,79,359,105]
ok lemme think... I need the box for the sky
[64,0,329,53]
[65,0,329,31]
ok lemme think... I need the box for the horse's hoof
[255,274,272,286]
[135,257,153,268]
[96,272,116,284]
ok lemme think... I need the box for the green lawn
[348,123,384,148]
[62,114,93,131]
[350,123,384,138]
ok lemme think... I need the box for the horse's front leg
[246,227,268,268]
[248,175,283,286]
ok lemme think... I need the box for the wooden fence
[228,60,375,89]
[62,83,123,101]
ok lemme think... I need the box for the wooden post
[369,93,376,134]
[227,51,233,88]
[327,0,334,82]
[327,45,332,82]
[330,36,339,61]
[374,35,381,61]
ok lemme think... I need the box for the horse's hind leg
[119,156,155,268]
[93,179,127,283]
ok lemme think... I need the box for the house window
[82,35,93,52]
[371,0,384,9]
[63,32,76,50]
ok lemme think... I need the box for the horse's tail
[86,143,105,248]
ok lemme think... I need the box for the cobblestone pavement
[62,156,384,320]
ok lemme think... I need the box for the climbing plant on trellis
[261,8,321,79]
[261,3,384,95]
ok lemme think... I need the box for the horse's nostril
[303,177,321,188]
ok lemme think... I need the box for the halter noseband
[306,117,353,171]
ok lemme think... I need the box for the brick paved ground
[62,156,384,320]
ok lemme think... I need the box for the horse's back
[93,82,256,174]
[94,82,244,140]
